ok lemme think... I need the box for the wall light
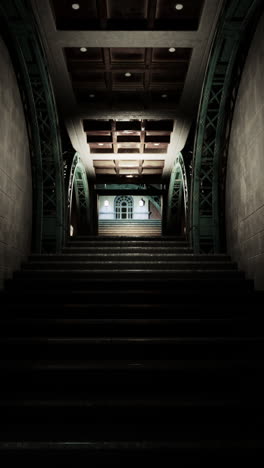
[80,47,87,52]
[72,3,80,10]
[175,4,184,10]
[169,48,176,53]
[139,198,145,207]
[104,200,109,207]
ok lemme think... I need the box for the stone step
[15,269,244,279]
[1,336,263,360]
[6,275,252,292]
[29,253,232,262]
[0,440,262,464]
[0,441,261,467]
[98,232,161,236]
[22,261,237,271]
[69,236,187,241]
[1,317,261,337]
[33,252,230,260]
[63,246,193,253]
[98,220,162,223]
[0,302,257,320]
[0,401,263,432]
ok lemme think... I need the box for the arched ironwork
[114,196,133,219]
[0,0,65,252]
[167,153,189,235]
[67,153,90,235]
[191,0,263,253]
[148,196,161,214]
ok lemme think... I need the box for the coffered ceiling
[31,0,224,183]
[65,46,191,109]
[84,119,173,154]
[51,0,205,31]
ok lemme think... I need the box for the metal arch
[191,0,263,253]
[167,153,189,234]
[68,153,90,235]
[148,196,161,214]
[0,0,65,252]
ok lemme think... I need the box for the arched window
[114,196,133,219]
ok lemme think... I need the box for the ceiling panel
[65,47,190,107]
[85,119,173,155]
[93,158,165,178]
[51,0,204,31]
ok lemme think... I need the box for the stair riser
[31,254,231,261]
[0,319,259,337]
[0,367,261,396]
[5,278,251,293]
[0,341,263,360]
[23,262,237,271]
[0,406,262,429]
[64,248,193,254]
[67,242,189,247]
[14,271,244,279]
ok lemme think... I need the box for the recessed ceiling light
[80,47,87,52]
[72,3,80,10]
[169,47,176,53]
[98,143,104,146]
[125,72,132,77]
[161,94,168,98]
[89,94,95,98]
[175,3,184,10]
[154,143,160,146]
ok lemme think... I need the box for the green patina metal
[167,153,188,235]
[148,195,161,214]
[191,0,263,253]
[0,0,65,252]
[68,153,90,235]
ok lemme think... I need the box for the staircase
[98,219,161,236]
[0,235,264,466]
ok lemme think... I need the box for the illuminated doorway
[115,195,133,219]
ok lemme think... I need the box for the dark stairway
[0,235,264,466]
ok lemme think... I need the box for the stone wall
[225,13,264,290]
[0,36,32,289]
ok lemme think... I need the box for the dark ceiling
[65,47,191,108]
[51,0,205,31]
[32,0,224,182]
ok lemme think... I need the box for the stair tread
[1,234,263,460]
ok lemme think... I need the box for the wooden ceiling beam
[111,120,118,153]
[147,0,158,29]
[102,47,112,91]
[140,119,146,153]
[68,63,190,71]
[96,0,108,29]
